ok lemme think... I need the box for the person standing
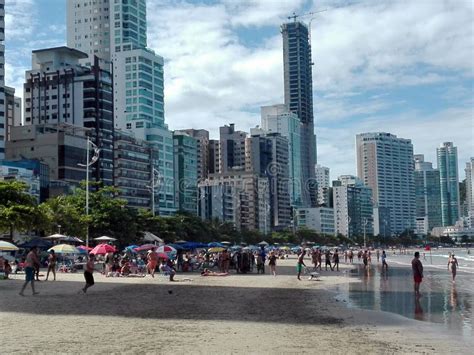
[362,250,369,269]
[349,250,354,264]
[325,249,333,271]
[448,253,459,283]
[81,254,95,293]
[376,249,380,263]
[147,248,158,278]
[381,250,388,272]
[45,250,57,281]
[333,249,340,271]
[412,251,423,298]
[296,250,306,280]
[19,247,40,296]
[268,251,277,276]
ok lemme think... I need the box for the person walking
[412,251,423,298]
[19,247,40,296]
[296,250,306,281]
[45,250,57,281]
[268,251,277,276]
[325,249,333,271]
[333,249,340,271]
[147,248,158,278]
[376,249,380,263]
[448,253,459,283]
[81,254,95,293]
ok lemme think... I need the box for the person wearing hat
[45,250,57,281]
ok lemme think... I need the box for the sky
[4,0,474,181]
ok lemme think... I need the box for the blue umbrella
[125,245,139,253]
[19,238,53,249]
[208,242,224,248]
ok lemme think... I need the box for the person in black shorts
[81,254,95,293]
[325,250,333,271]
[333,249,340,271]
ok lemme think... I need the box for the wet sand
[0,257,471,354]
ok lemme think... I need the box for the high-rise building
[219,124,247,173]
[356,132,415,235]
[333,175,373,238]
[281,21,317,207]
[437,142,460,226]
[22,47,114,185]
[173,131,198,214]
[261,104,302,207]
[4,86,22,141]
[465,158,474,228]
[414,154,442,234]
[246,129,291,230]
[67,0,175,215]
[177,129,209,182]
[315,164,330,206]
[208,139,220,174]
[295,207,335,235]
[0,0,5,160]
[199,172,270,233]
[114,129,156,211]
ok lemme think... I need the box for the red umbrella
[156,245,177,253]
[156,252,169,259]
[134,244,157,252]
[91,243,116,255]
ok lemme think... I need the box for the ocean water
[334,248,473,339]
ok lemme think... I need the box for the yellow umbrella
[280,246,290,250]
[208,247,225,253]
[0,241,19,251]
[48,244,79,254]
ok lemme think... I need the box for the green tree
[0,180,40,239]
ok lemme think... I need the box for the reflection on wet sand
[337,264,472,338]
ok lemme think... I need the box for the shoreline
[1,258,472,354]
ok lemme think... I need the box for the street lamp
[57,225,61,234]
[78,137,100,248]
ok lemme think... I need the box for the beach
[0,256,472,354]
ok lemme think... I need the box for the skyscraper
[0,0,5,160]
[67,0,175,215]
[356,132,415,235]
[437,142,460,226]
[281,21,317,207]
[219,124,247,173]
[464,158,474,228]
[414,154,442,234]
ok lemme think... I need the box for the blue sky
[5,0,473,180]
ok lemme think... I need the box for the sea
[334,248,473,339]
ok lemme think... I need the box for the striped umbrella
[0,241,19,251]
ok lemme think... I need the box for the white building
[315,164,330,206]
[466,158,474,228]
[0,162,41,202]
[295,207,335,235]
[0,0,5,160]
[356,132,415,236]
[261,104,302,207]
[67,0,175,214]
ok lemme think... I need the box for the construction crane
[287,9,327,22]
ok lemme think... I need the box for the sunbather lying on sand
[201,268,229,276]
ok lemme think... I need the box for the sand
[0,257,471,354]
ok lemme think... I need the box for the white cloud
[4,0,36,40]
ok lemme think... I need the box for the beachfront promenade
[0,257,471,354]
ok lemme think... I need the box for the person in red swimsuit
[412,251,423,298]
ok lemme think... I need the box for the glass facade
[437,142,460,226]
[173,133,197,214]
[112,0,147,52]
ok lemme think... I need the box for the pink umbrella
[77,245,93,251]
[134,244,157,252]
[90,243,116,255]
[156,245,177,253]
[156,252,169,259]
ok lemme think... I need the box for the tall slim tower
[437,142,460,226]
[465,158,474,228]
[0,0,5,160]
[281,21,317,207]
[356,132,416,236]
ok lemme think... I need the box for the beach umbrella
[142,231,164,243]
[156,252,169,260]
[77,245,93,251]
[156,245,177,254]
[48,244,79,254]
[124,245,139,252]
[258,241,269,246]
[174,239,187,244]
[94,236,117,242]
[62,236,84,243]
[208,247,225,253]
[0,241,19,251]
[134,244,157,252]
[90,243,116,255]
[19,238,53,249]
[221,241,232,245]
[208,242,224,248]
[279,246,290,250]
[43,233,68,240]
